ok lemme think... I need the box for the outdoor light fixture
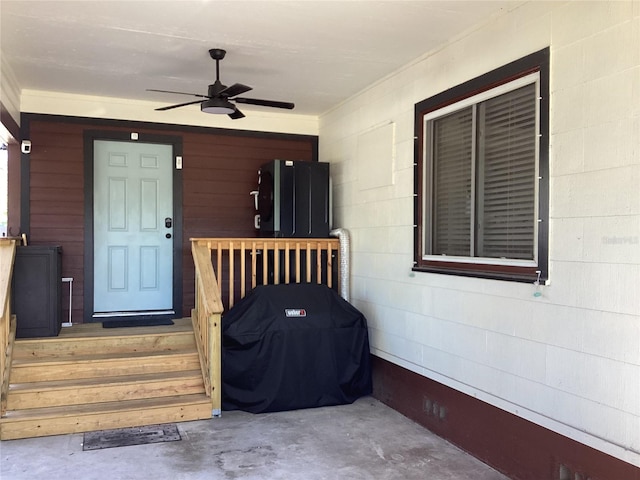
[200,97,236,114]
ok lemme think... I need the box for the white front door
[93,140,174,315]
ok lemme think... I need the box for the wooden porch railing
[0,239,17,417]
[190,237,341,415]
[191,241,224,415]
[191,237,340,310]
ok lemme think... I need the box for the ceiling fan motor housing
[208,81,226,97]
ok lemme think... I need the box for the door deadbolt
[165,217,172,228]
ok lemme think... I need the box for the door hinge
[176,156,183,169]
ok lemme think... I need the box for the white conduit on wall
[330,228,350,302]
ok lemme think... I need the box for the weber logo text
[285,309,307,317]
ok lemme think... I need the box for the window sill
[412,262,544,284]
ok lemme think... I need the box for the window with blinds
[414,49,549,282]
[429,82,537,261]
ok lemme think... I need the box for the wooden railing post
[191,241,224,416]
[0,239,17,418]
[208,312,221,415]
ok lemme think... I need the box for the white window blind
[428,82,537,262]
[432,108,473,256]
[477,83,536,260]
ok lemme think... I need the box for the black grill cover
[222,283,372,413]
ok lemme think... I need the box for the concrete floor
[1,397,509,480]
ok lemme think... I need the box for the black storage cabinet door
[12,245,62,338]
[258,160,330,238]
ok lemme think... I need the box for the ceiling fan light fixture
[201,97,235,114]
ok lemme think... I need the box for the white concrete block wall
[319,0,640,467]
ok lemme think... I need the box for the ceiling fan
[148,48,294,119]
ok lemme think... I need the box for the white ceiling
[1,0,522,117]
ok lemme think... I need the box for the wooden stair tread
[56,318,194,338]
[13,331,196,359]
[14,331,194,347]
[9,351,202,383]
[56,325,195,338]
[2,393,212,421]
[11,348,198,366]
[16,327,194,344]
[9,369,204,393]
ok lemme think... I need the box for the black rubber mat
[82,424,181,451]
[102,318,174,328]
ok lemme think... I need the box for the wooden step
[9,349,201,383]
[13,330,196,359]
[7,370,205,409]
[2,318,214,441]
[0,394,212,440]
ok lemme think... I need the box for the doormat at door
[83,424,181,451]
[102,318,175,328]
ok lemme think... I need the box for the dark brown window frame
[413,48,549,283]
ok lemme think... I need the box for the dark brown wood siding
[180,131,316,315]
[27,121,85,324]
[23,115,316,323]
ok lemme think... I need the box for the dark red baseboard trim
[371,355,639,480]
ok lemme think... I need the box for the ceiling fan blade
[147,88,208,99]
[228,108,245,120]
[220,83,253,98]
[155,99,204,111]
[234,97,294,110]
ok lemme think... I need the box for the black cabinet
[13,246,62,338]
[258,160,330,238]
